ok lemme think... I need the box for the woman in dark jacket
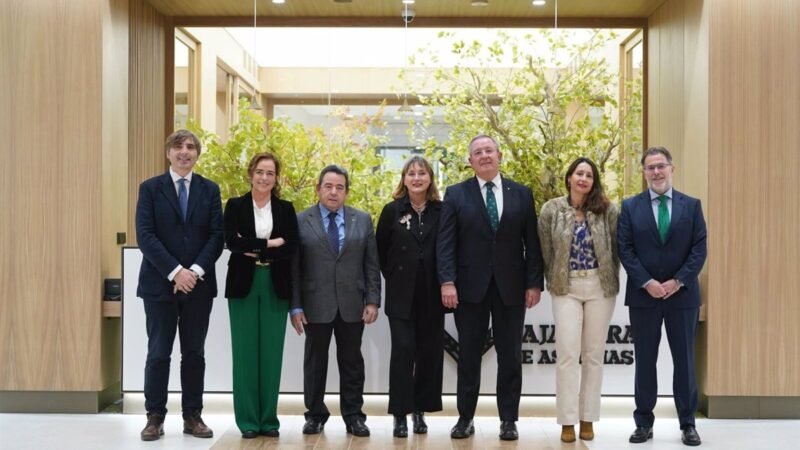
[223,152,298,439]
[376,155,445,438]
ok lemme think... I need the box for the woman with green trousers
[223,152,298,438]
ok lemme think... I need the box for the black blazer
[223,191,299,299]
[136,172,224,301]
[376,197,443,319]
[437,176,544,305]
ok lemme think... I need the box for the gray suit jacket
[291,204,381,323]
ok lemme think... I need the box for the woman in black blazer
[376,155,445,438]
[223,152,298,439]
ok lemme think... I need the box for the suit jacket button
[401,245,406,250]
[398,265,403,271]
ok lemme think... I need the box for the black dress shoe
[345,418,370,437]
[629,426,653,443]
[302,418,324,435]
[260,429,280,437]
[241,430,258,439]
[682,425,701,446]
[450,418,475,439]
[393,415,408,438]
[499,421,519,441]
[412,412,428,434]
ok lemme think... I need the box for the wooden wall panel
[707,0,800,395]
[648,0,686,184]
[100,0,129,388]
[102,0,129,279]
[128,0,168,245]
[0,0,103,390]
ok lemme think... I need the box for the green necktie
[485,181,499,232]
[658,194,670,243]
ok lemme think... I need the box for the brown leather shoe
[140,413,164,441]
[183,412,213,438]
[561,425,576,443]
[579,421,594,440]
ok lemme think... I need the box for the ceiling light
[472,0,489,6]
[532,0,546,5]
[402,0,415,4]
[272,0,285,4]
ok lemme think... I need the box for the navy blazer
[223,191,298,300]
[617,189,707,308]
[436,176,544,306]
[135,172,224,301]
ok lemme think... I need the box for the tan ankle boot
[561,425,576,442]
[579,421,594,440]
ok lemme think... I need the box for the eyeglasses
[644,163,672,173]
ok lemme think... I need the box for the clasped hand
[173,268,198,294]
[646,279,680,299]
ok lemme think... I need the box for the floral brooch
[399,213,412,230]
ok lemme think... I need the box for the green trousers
[228,266,288,433]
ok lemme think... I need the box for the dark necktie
[485,181,499,232]
[178,178,188,221]
[327,211,339,255]
[658,194,669,243]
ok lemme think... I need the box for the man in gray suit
[290,165,381,437]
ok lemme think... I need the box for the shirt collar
[169,168,193,184]
[477,173,502,190]
[318,202,344,219]
[649,187,673,201]
[253,198,271,212]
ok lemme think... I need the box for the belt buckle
[579,269,587,277]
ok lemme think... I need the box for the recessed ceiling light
[272,0,285,4]
[402,0,416,4]
[472,0,489,6]
[532,0,546,6]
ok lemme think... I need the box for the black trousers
[303,312,366,424]
[387,268,445,415]
[454,278,525,422]
[143,295,213,417]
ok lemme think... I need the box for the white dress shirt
[477,173,504,219]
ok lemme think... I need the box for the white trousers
[552,273,616,425]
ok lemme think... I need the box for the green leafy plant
[190,99,396,222]
[405,29,643,206]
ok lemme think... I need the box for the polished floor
[0,395,796,450]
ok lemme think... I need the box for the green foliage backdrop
[190,100,396,222]
[405,29,642,205]
[189,29,642,219]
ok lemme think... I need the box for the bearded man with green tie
[617,146,708,447]
[436,135,544,441]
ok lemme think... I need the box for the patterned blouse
[569,220,599,271]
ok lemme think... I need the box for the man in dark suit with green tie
[617,146,707,447]
[437,135,544,441]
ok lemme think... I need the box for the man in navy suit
[617,146,707,447]
[437,135,544,441]
[135,130,224,441]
